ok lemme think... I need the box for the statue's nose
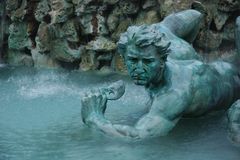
[134,61,145,74]
[136,60,143,68]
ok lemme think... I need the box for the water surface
[0,66,239,160]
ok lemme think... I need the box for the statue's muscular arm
[81,88,189,139]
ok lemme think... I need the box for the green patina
[81,10,240,141]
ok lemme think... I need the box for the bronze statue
[81,9,240,140]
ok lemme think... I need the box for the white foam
[5,71,86,99]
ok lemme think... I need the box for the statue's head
[118,24,171,86]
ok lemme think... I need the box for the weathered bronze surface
[81,10,240,140]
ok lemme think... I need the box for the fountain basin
[0,67,239,160]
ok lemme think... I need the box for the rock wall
[1,0,240,71]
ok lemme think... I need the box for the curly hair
[117,24,171,61]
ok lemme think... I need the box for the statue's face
[124,45,165,86]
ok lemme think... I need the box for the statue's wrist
[85,113,108,127]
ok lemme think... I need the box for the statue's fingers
[95,89,103,103]
[81,97,90,110]
[90,89,97,95]
[81,95,93,106]
[89,90,98,100]
[81,103,89,123]
[85,90,95,100]
[94,89,101,98]
[81,95,93,113]
[81,96,88,105]
[101,93,107,104]
[100,93,108,114]
[83,92,89,98]
[92,89,103,101]
[83,91,97,113]
[93,89,104,104]
[83,91,92,100]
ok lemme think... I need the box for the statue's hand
[81,89,107,126]
[81,80,125,126]
[101,80,125,100]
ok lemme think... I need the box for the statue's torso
[153,59,240,116]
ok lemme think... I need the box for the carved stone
[111,18,132,41]
[78,13,108,36]
[35,22,52,53]
[31,49,60,68]
[103,0,119,5]
[142,0,158,9]
[36,20,82,62]
[86,36,116,52]
[222,22,235,42]
[49,0,73,24]
[213,11,229,31]
[218,0,240,12]
[34,0,50,22]
[6,0,20,11]
[107,13,119,33]
[8,50,33,66]
[236,16,240,53]
[118,0,139,15]
[1,0,239,69]
[195,29,223,51]
[134,10,160,25]
[79,51,99,71]
[8,22,31,50]
[6,0,27,21]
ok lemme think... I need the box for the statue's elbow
[137,127,172,139]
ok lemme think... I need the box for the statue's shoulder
[165,59,204,86]
[168,43,201,60]
[166,58,203,69]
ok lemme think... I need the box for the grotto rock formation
[1,0,239,70]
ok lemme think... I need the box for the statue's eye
[128,57,138,63]
[143,59,154,64]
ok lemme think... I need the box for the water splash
[0,67,239,160]
[5,70,84,99]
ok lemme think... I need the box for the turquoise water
[0,66,239,160]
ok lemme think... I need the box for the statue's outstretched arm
[129,89,188,138]
[81,87,187,139]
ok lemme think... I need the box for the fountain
[0,2,239,160]
[0,65,240,160]
[81,9,240,141]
